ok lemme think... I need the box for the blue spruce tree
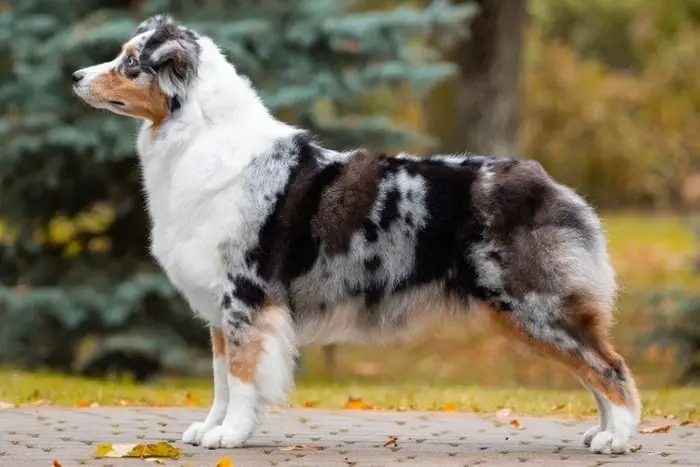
[0,0,477,379]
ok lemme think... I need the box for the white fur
[182,355,229,445]
[589,404,638,454]
[201,376,258,449]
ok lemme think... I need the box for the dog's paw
[582,425,603,447]
[201,424,251,449]
[589,430,630,455]
[181,421,214,445]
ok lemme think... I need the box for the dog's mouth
[107,100,126,107]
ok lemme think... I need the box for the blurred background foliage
[2,0,700,387]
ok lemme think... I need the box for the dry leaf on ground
[680,420,695,426]
[630,443,643,453]
[303,400,318,408]
[344,396,374,410]
[383,436,398,448]
[93,442,181,458]
[52,461,62,467]
[509,419,522,429]
[640,425,672,434]
[216,456,234,467]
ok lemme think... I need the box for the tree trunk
[450,0,527,157]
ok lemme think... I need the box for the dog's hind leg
[200,292,298,449]
[483,293,640,455]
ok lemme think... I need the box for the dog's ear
[139,19,200,99]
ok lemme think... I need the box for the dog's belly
[293,282,464,346]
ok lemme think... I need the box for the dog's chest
[141,153,244,321]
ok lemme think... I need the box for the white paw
[201,424,251,449]
[589,430,630,455]
[582,425,603,447]
[182,421,215,445]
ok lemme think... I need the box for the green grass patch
[1,368,698,421]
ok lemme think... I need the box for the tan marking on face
[227,304,287,382]
[90,70,169,128]
[211,328,226,357]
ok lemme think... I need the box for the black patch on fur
[245,134,312,281]
[364,280,385,308]
[222,293,232,309]
[364,255,381,273]
[362,219,379,243]
[232,276,266,309]
[378,188,401,230]
[170,96,181,112]
[279,160,343,284]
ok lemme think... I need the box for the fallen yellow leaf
[640,425,672,434]
[216,456,234,467]
[93,442,181,458]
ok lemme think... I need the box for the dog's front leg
[200,277,298,449]
[182,327,229,445]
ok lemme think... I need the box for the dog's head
[72,14,199,124]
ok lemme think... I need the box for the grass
[1,367,698,421]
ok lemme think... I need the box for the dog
[72,14,641,455]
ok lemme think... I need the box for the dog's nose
[72,71,84,84]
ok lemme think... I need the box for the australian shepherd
[72,14,640,455]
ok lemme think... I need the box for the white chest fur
[134,111,297,325]
[136,125,244,323]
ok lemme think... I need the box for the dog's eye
[126,56,138,67]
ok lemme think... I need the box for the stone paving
[1,407,698,466]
